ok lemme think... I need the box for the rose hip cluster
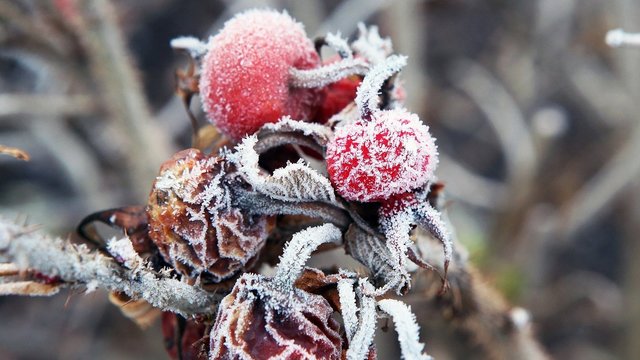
[80,8,449,360]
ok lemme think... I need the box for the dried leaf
[378,299,432,360]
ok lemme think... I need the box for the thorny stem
[0,218,222,317]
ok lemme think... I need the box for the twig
[0,217,221,317]
[0,94,97,118]
[411,229,549,360]
[75,0,173,200]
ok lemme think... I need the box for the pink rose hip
[200,9,321,140]
[326,109,438,202]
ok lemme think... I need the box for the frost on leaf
[355,54,407,117]
[378,299,433,360]
[106,237,143,271]
[230,135,337,203]
[260,116,333,146]
[351,23,393,65]
[346,290,377,360]
[290,57,368,88]
[344,225,410,295]
[273,223,342,290]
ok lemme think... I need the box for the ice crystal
[378,299,432,360]
[337,278,358,340]
[324,32,353,59]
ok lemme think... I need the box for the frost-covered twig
[346,291,377,360]
[0,218,221,316]
[272,224,342,290]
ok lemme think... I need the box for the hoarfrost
[290,57,368,88]
[337,278,358,340]
[355,55,407,117]
[272,224,342,290]
[378,299,433,360]
[352,23,393,65]
[324,32,353,59]
[347,292,377,360]
[169,36,209,59]
[230,135,337,203]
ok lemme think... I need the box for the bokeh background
[0,0,637,359]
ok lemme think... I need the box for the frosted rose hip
[326,109,438,202]
[200,9,321,140]
[209,273,342,359]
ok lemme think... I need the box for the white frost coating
[230,135,337,203]
[606,28,640,47]
[290,57,369,88]
[170,36,209,58]
[414,202,452,272]
[352,23,393,65]
[0,218,220,316]
[355,55,407,117]
[346,292,377,360]
[272,224,342,290]
[337,278,358,341]
[261,116,333,143]
[106,237,143,271]
[378,299,433,360]
[380,209,415,292]
[325,32,353,59]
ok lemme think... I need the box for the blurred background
[0,0,637,359]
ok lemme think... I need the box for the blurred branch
[75,0,174,200]
[0,217,221,316]
[0,94,97,118]
[412,229,549,360]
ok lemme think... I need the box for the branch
[0,217,221,317]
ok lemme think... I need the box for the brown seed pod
[209,273,343,359]
[147,149,273,283]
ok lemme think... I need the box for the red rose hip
[326,109,438,202]
[200,9,321,140]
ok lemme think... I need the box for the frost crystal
[355,54,407,117]
[231,135,337,203]
[378,299,433,360]
[273,224,342,290]
[351,23,393,65]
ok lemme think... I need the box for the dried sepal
[0,263,19,276]
[355,54,407,118]
[414,202,453,276]
[351,23,393,65]
[260,116,333,146]
[230,136,337,204]
[337,278,358,340]
[289,57,368,88]
[324,32,354,59]
[0,145,30,161]
[344,224,410,295]
[345,284,377,360]
[162,312,209,360]
[272,223,342,290]
[377,299,433,360]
